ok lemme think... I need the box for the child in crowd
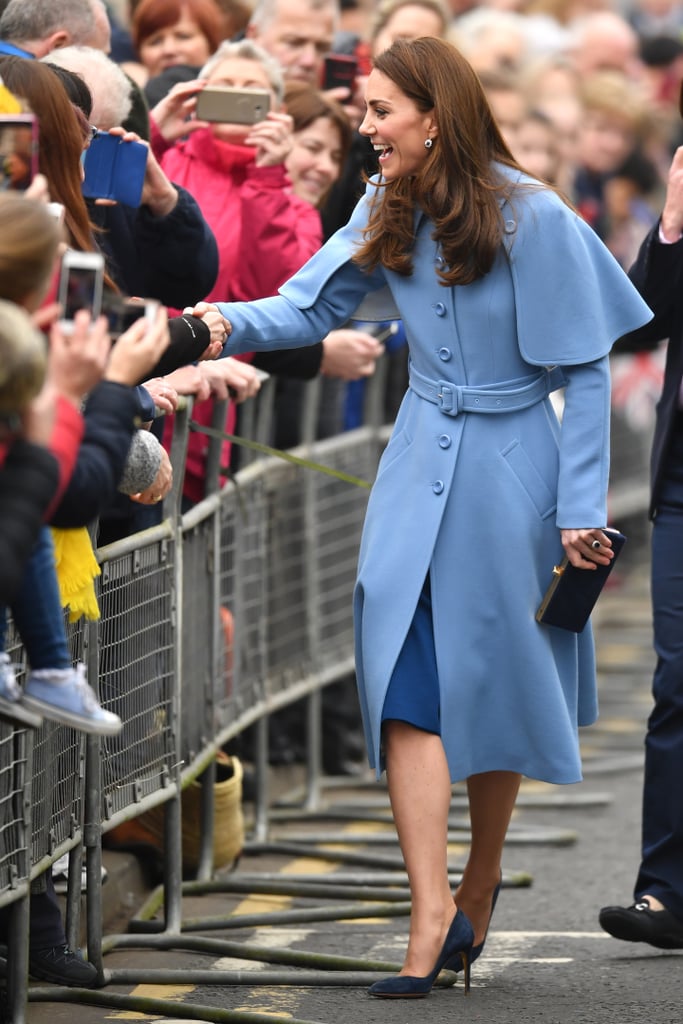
[0,196,122,735]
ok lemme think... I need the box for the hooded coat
[218,169,653,785]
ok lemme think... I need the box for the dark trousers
[0,873,65,952]
[28,873,66,952]
[636,422,683,921]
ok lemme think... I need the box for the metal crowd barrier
[0,363,391,1020]
[0,349,653,1021]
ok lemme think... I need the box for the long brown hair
[0,56,99,256]
[353,37,528,285]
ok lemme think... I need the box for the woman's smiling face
[358,68,436,181]
[286,115,343,207]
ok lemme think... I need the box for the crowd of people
[1,0,683,997]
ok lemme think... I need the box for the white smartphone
[57,250,105,332]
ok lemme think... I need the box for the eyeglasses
[81,125,99,161]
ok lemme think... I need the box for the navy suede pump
[448,879,502,972]
[368,907,474,998]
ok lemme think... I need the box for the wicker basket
[122,752,244,872]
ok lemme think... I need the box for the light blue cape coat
[218,170,652,784]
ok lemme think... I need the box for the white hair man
[247,0,339,85]
[568,10,643,82]
[44,44,133,129]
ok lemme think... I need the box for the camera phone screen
[0,123,35,191]
[64,267,99,319]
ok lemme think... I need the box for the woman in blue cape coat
[187,37,653,998]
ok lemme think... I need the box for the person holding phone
[247,0,368,144]
[0,221,123,735]
[186,37,653,995]
[246,0,338,88]
[0,187,179,988]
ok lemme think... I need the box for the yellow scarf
[50,527,101,622]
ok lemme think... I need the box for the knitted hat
[117,428,163,495]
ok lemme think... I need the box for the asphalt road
[24,544,683,1024]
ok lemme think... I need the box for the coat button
[504,218,516,234]
[438,434,451,449]
[432,480,444,494]
[438,347,451,361]
[435,254,445,267]
[433,302,446,316]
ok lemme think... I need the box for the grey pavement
[25,538,682,1024]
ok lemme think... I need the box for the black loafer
[599,899,683,949]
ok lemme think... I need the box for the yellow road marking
[107,983,194,1019]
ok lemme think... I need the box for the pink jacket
[153,124,322,502]
[154,125,321,303]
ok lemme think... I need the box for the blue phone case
[81,132,147,207]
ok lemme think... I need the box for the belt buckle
[437,382,460,416]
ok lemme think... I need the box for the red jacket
[154,124,322,502]
[0,396,83,520]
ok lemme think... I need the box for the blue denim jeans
[0,526,71,670]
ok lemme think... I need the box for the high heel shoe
[447,879,501,972]
[368,907,474,998]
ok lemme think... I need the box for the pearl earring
[424,138,433,149]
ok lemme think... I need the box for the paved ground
[22,540,683,1024]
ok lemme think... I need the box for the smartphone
[0,113,39,191]
[195,85,271,125]
[102,294,159,339]
[81,131,148,207]
[58,250,105,331]
[323,54,357,93]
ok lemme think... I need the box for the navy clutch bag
[536,529,626,633]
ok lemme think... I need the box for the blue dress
[218,168,653,785]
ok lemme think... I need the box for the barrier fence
[0,350,655,1022]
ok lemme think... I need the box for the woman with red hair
[126,0,226,90]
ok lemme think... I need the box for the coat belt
[409,365,566,417]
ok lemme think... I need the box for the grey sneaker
[0,652,43,729]
[51,853,108,894]
[22,663,122,736]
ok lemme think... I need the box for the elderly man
[246,0,338,86]
[568,10,644,82]
[0,0,111,55]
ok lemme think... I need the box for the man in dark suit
[599,117,683,950]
